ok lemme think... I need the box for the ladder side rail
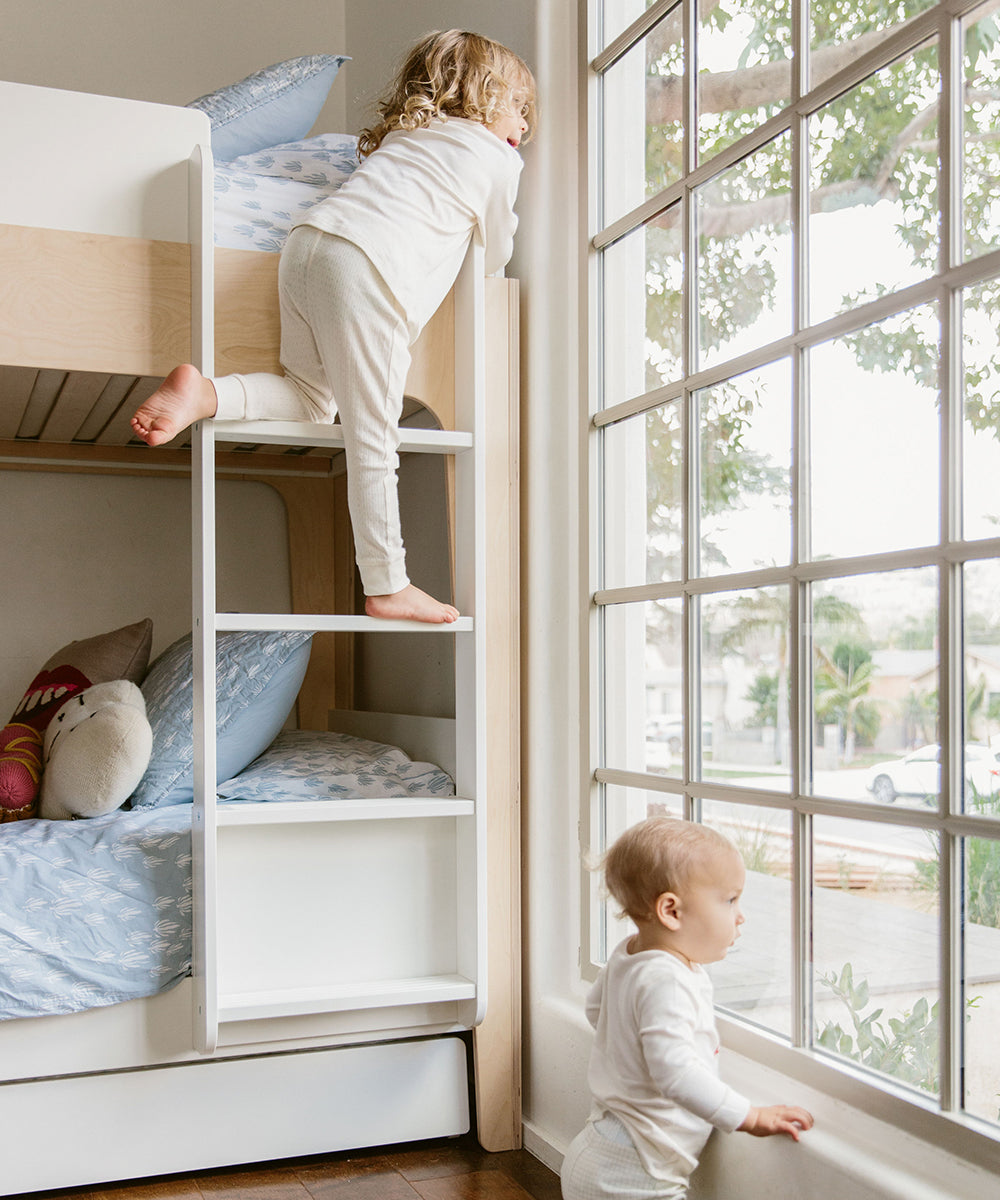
[453,237,489,1026]
[189,140,219,1056]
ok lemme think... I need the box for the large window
[591,0,1000,1137]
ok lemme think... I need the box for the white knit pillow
[40,681,153,820]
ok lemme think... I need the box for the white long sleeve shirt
[296,116,522,338]
[586,938,752,1180]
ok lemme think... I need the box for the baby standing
[132,30,535,624]
[561,817,813,1200]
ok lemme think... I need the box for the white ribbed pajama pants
[213,226,412,597]
[560,1115,690,1200]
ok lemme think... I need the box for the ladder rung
[218,974,476,1022]
[217,798,474,826]
[211,419,473,455]
[212,613,473,634]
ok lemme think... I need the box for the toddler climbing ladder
[189,241,488,1055]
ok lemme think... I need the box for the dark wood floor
[12,1134,562,1200]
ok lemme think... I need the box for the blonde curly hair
[358,29,537,158]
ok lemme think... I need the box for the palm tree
[815,641,878,763]
[716,591,867,765]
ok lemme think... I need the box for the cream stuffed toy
[39,680,153,820]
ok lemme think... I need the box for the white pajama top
[586,938,752,1180]
[296,116,522,337]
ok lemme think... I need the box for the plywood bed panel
[0,224,193,376]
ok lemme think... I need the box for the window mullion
[939,557,964,1113]
[790,0,812,1055]
[938,5,963,1116]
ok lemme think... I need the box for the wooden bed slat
[39,370,112,443]
[94,376,161,446]
[76,374,141,442]
[17,368,65,438]
[0,366,38,438]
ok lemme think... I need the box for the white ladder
[189,241,488,1055]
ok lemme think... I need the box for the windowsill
[717,1017,1000,1186]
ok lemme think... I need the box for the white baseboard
[522,1119,566,1175]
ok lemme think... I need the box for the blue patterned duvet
[214,132,358,253]
[0,807,192,1020]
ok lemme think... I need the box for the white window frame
[586,0,1000,1172]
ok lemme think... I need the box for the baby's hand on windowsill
[738,1105,814,1141]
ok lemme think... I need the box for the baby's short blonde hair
[603,817,739,924]
[358,29,537,157]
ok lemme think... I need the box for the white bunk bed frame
[0,81,518,1194]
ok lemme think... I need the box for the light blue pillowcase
[129,630,313,809]
[188,55,350,162]
[217,729,455,803]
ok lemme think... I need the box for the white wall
[341,2,533,138]
[0,0,348,133]
[0,473,291,716]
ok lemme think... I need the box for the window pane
[603,403,683,590]
[963,559,1000,817]
[963,833,1000,1125]
[810,0,936,91]
[604,600,684,778]
[697,0,792,164]
[814,816,940,1098]
[604,7,684,227]
[696,134,792,370]
[808,44,939,325]
[963,5,1000,261]
[597,785,685,964]
[602,205,683,410]
[700,587,791,790]
[962,281,1000,540]
[600,0,663,53]
[703,799,793,1038]
[809,305,939,560]
[697,359,792,576]
[811,569,939,807]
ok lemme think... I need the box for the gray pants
[214,226,412,596]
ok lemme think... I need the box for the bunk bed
[0,79,520,1193]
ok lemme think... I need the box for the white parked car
[646,715,713,756]
[864,743,1000,805]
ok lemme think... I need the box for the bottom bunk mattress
[0,730,453,1020]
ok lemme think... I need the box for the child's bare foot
[366,585,459,624]
[131,364,218,447]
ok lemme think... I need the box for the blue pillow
[188,55,350,162]
[129,630,313,809]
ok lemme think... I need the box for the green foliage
[809,0,936,47]
[644,379,788,576]
[816,962,944,1094]
[899,686,936,747]
[915,787,1000,928]
[731,821,782,875]
[744,671,779,728]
